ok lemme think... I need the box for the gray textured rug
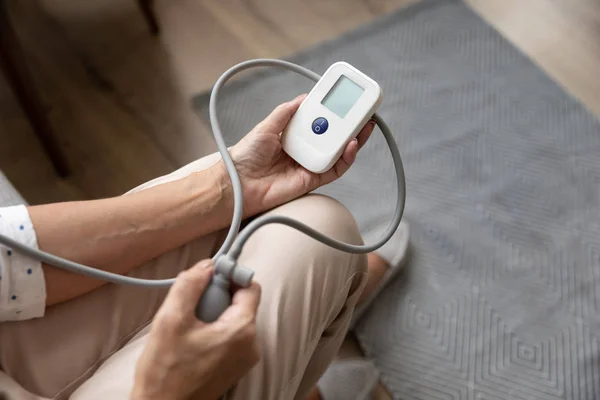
[192,0,600,398]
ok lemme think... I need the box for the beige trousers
[0,153,368,400]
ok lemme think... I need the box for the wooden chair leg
[137,0,159,36]
[0,2,70,177]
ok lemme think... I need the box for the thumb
[257,94,306,134]
[161,260,214,319]
[218,281,261,323]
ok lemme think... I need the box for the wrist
[130,382,165,400]
[130,388,183,400]
[131,377,219,400]
[205,154,264,219]
[208,159,234,215]
[130,376,188,400]
[185,160,236,233]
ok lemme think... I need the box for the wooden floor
[1,0,599,398]
[1,0,599,205]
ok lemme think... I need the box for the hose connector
[214,254,254,287]
[195,254,254,322]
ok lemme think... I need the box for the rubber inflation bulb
[196,274,231,322]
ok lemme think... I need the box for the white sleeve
[0,205,46,322]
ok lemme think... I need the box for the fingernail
[368,120,376,128]
[352,138,358,145]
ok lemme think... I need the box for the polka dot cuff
[0,205,46,321]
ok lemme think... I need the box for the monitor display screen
[321,75,365,118]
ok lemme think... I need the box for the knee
[266,194,364,247]
[240,194,367,278]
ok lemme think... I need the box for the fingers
[333,138,358,177]
[161,260,214,319]
[218,281,261,323]
[357,120,376,150]
[232,281,261,313]
[324,119,375,182]
[257,94,306,133]
[211,282,262,369]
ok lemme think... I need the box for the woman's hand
[218,94,375,217]
[131,260,261,400]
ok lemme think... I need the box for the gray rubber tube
[0,59,406,287]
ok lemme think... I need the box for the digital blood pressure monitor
[282,62,383,173]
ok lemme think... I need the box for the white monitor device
[282,61,383,173]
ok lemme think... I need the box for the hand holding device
[225,94,376,218]
[132,260,261,400]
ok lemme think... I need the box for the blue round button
[312,117,328,135]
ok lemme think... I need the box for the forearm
[29,166,232,305]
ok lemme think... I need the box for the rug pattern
[193,1,600,398]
